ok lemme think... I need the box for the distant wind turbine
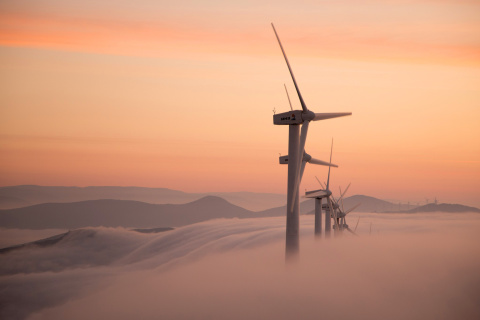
[304,140,340,237]
[335,185,361,235]
[305,140,360,237]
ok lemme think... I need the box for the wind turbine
[279,93,338,238]
[335,185,361,235]
[305,139,360,237]
[271,23,351,259]
[304,140,340,238]
[279,146,338,237]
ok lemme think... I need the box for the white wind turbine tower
[271,23,352,259]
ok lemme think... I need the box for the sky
[0,0,479,206]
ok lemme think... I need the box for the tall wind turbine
[271,23,352,259]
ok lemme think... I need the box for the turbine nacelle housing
[322,203,339,211]
[279,155,289,164]
[305,189,332,198]
[273,110,303,125]
[274,110,351,125]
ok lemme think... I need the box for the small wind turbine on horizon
[335,185,361,235]
[303,140,338,238]
[271,23,351,260]
[304,139,360,237]
[306,174,360,237]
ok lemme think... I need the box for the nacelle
[305,189,324,196]
[322,202,338,210]
[305,189,331,198]
[273,110,303,125]
[279,155,289,164]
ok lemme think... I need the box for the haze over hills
[0,196,263,230]
[0,185,285,211]
[0,185,417,213]
[341,195,417,213]
[0,195,325,230]
[400,203,480,213]
[303,195,418,214]
[1,186,477,231]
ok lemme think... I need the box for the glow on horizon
[0,0,479,207]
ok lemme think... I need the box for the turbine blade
[354,217,360,232]
[331,195,338,207]
[328,197,339,229]
[313,113,352,121]
[308,157,338,167]
[284,83,293,111]
[271,23,307,112]
[339,186,345,212]
[299,121,309,160]
[326,138,333,191]
[299,160,307,184]
[331,198,337,209]
[345,203,361,215]
[346,227,359,236]
[341,183,351,198]
[315,176,326,189]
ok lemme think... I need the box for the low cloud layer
[0,229,67,248]
[1,213,479,320]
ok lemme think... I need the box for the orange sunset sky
[1,0,479,207]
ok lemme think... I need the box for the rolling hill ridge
[0,196,275,230]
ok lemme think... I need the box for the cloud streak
[1,1,479,65]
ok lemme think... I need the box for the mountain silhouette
[401,203,480,213]
[0,185,285,211]
[0,196,272,230]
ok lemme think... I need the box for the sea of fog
[1,212,480,320]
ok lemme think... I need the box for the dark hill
[341,195,417,212]
[0,185,190,209]
[403,203,480,213]
[256,199,314,217]
[0,185,285,211]
[0,196,257,230]
[304,195,416,214]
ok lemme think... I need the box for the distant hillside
[0,195,31,208]
[302,194,421,214]
[0,196,268,230]
[348,195,420,212]
[401,203,480,213]
[0,185,285,211]
[257,199,315,217]
[340,195,393,213]
[303,195,479,214]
